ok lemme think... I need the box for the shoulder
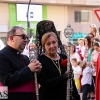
[38,54,47,62]
[0,47,7,55]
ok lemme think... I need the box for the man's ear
[9,35,14,41]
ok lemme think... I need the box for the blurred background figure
[83,36,93,62]
[70,44,81,64]
[71,58,82,93]
[29,43,35,52]
[91,42,100,68]
[88,32,95,45]
[63,44,67,53]
[94,37,100,43]
[80,61,95,100]
[90,24,97,37]
[76,38,84,61]
[0,39,5,50]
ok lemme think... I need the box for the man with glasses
[0,26,42,100]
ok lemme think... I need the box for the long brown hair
[84,36,92,49]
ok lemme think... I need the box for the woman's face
[70,45,75,53]
[44,36,58,55]
[90,27,95,32]
[84,38,88,46]
[88,34,94,42]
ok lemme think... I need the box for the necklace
[45,54,61,75]
[51,59,61,75]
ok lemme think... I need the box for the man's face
[12,29,28,52]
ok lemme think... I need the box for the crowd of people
[0,20,99,100]
[63,23,100,100]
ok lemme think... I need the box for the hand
[63,70,73,79]
[28,59,42,73]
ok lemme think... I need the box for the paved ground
[80,93,95,100]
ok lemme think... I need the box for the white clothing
[81,46,86,57]
[72,65,82,79]
[0,39,5,50]
[81,66,95,85]
[70,52,81,63]
[91,50,99,63]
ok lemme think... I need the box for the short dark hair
[71,58,78,62]
[93,42,99,47]
[94,38,100,42]
[6,26,24,41]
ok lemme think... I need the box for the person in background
[38,32,80,100]
[0,39,5,50]
[29,43,35,51]
[70,44,81,64]
[90,24,97,37]
[0,26,42,100]
[63,44,67,53]
[94,37,100,43]
[88,32,95,45]
[83,36,93,62]
[80,61,95,100]
[76,38,84,61]
[90,42,100,99]
[91,42,100,68]
[71,58,82,92]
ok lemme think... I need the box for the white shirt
[70,52,81,63]
[72,65,82,79]
[81,66,95,85]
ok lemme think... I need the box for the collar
[5,45,21,54]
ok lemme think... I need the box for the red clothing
[96,53,100,100]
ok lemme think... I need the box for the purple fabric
[0,80,35,92]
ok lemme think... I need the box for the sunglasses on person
[13,34,29,40]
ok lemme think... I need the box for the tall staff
[64,24,74,100]
[27,0,39,100]
[29,43,39,100]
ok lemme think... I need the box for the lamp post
[64,24,74,100]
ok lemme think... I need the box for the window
[74,10,91,23]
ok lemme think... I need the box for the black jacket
[0,45,35,100]
[38,54,80,100]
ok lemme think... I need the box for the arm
[87,66,95,75]
[0,54,34,88]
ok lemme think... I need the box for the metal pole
[64,24,74,100]
[27,1,39,100]
[27,0,31,35]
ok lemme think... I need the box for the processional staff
[64,24,74,100]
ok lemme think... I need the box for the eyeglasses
[13,34,29,40]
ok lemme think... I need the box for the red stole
[96,54,100,100]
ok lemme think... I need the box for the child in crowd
[80,61,95,100]
[71,58,82,92]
